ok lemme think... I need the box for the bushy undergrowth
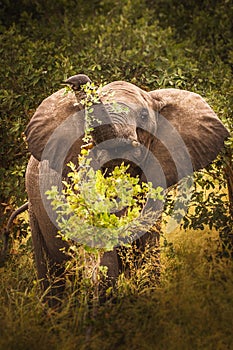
[1,228,233,350]
[0,0,233,213]
[1,0,232,218]
[0,0,232,246]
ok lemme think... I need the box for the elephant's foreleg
[97,248,120,302]
[28,208,66,307]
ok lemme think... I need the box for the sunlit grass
[1,223,233,350]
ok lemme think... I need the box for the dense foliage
[1,0,232,243]
[47,161,163,250]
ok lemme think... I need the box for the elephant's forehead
[101,81,152,110]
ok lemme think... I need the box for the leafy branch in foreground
[46,157,163,252]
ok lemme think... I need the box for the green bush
[0,0,232,251]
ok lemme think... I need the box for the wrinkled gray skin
[25,74,229,303]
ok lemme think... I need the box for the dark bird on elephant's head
[63,74,92,91]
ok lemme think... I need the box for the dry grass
[1,225,233,350]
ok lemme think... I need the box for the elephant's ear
[150,88,229,174]
[25,89,82,161]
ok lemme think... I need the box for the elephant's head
[87,80,229,189]
[25,75,229,190]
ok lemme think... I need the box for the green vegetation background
[0,1,233,349]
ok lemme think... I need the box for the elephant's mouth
[101,159,143,179]
[100,159,145,218]
[89,138,148,182]
[83,139,148,218]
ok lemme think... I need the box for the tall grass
[1,227,233,350]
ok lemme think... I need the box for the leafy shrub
[0,0,232,249]
[47,161,163,251]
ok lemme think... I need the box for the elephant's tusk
[132,140,140,147]
[81,142,95,150]
[81,142,94,150]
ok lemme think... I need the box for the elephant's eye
[140,108,149,121]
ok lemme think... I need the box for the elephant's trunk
[89,103,117,145]
[107,104,138,142]
[88,102,144,176]
[89,103,138,145]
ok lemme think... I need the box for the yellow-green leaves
[46,161,164,252]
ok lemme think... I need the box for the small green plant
[47,158,163,252]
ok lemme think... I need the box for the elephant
[24,74,229,304]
